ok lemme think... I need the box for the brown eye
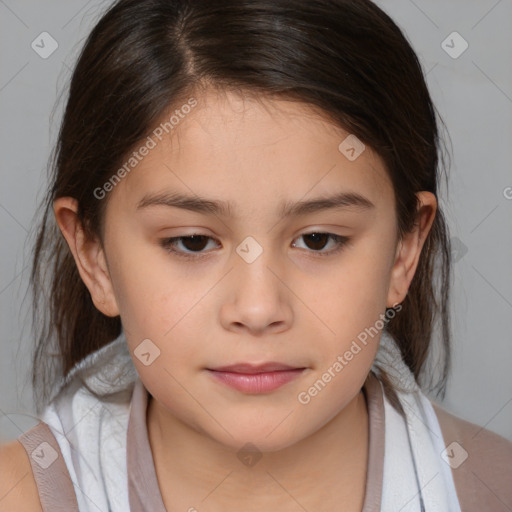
[160,235,219,258]
[292,232,350,257]
[176,235,209,252]
[302,233,330,250]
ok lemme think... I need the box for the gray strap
[18,422,79,512]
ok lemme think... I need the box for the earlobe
[386,191,437,308]
[53,197,120,317]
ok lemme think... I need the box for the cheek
[302,247,391,375]
[106,237,183,329]
[314,258,391,337]
[108,253,210,371]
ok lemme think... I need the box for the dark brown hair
[29,0,453,412]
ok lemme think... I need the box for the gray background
[1,0,511,443]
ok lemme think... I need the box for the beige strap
[361,371,385,511]
[18,422,79,512]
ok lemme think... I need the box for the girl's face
[85,88,434,451]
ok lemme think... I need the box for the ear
[53,197,120,317]
[386,191,437,308]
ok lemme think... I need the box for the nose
[219,245,294,336]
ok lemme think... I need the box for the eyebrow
[136,190,375,218]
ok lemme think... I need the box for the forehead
[109,88,394,217]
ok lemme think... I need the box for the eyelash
[159,232,351,260]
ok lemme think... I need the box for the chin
[221,432,302,456]
[203,418,309,455]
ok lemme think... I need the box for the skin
[54,87,436,511]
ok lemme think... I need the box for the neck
[146,387,369,512]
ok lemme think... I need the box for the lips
[206,362,306,393]
[209,362,302,374]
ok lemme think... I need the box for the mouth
[206,362,307,393]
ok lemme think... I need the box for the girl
[1,0,511,511]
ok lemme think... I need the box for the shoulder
[0,439,43,512]
[432,401,512,511]
[432,401,512,462]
